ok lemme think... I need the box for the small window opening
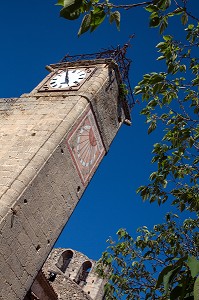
[36,245,41,251]
[76,261,92,287]
[56,250,73,273]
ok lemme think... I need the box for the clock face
[39,66,96,92]
[50,69,86,89]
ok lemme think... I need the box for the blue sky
[0,1,198,261]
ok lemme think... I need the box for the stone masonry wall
[42,248,106,300]
[24,271,58,300]
[0,94,88,300]
[50,275,92,300]
[0,60,124,300]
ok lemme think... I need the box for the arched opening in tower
[56,249,73,273]
[76,261,92,287]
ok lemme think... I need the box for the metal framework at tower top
[60,43,135,111]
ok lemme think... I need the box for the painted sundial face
[67,109,105,184]
[50,69,86,89]
[76,125,98,167]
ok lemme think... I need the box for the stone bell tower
[0,48,132,300]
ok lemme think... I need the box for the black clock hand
[65,69,69,84]
[60,69,69,85]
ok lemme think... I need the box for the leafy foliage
[135,21,199,212]
[57,2,199,214]
[97,214,199,300]
[56,0,111,33]
[56,0,199,35]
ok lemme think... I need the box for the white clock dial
[50,69,86,89]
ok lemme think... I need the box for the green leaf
[134,87,142,95]
[189,136,195,147]
[193,157,199,164]
[157,55,165,60]
[181,12,188,25]
[154,0,170,10]
[163,267,181,294]
[63,0,78,8]
[163,35,172,41]
[187,256,199,278]
[90,8,106,32]
[56,0,64,5]
[145,4,159,12]
[109,11,120,31]
[78,14,91,36]
[156,257,187,290]
[194,276,199,300]
[60,7,81,19]
[164,0,171,9]
[160,17,168,34]
[156,265,174,289]
[148,121,157,134]
[163,179,167,188]
[150,172,157,180]
[60,0,83,20]
[106,256,113,264]
[188,24,194,30]
[156,41,166,48]
[168,63,175,74]
[172,7,184,15]
[149,16,160,28]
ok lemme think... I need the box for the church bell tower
[0,48,132,299]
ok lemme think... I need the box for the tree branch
[173,0,199,22]
[97,1,152,10]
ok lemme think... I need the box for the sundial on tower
[67,109,105,184]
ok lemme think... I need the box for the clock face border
[66,108,105,185]
[39,66,96,92]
